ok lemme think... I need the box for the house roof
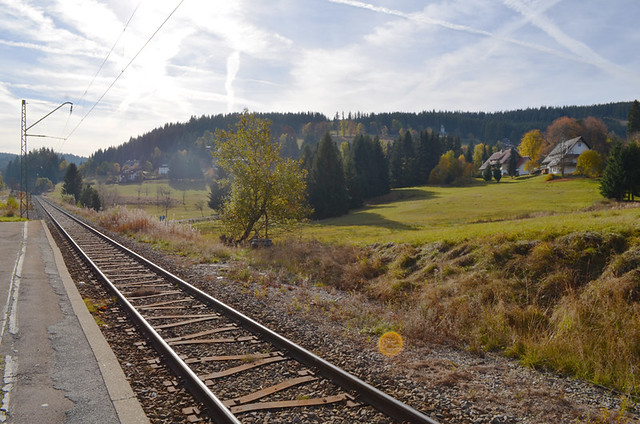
[541,136,590,165]
[479,149,524,170]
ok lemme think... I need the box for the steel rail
[38,197,439,424]
[38,198,241,424]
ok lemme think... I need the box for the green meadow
[56,179,212,220]
[301,176,639,245]
[57,175,640,244]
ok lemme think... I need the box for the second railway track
[37,197,437,424]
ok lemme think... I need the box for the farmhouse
[158,164,170,176]
[540,136,590,175]
[479,149,531,176]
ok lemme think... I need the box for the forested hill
[86,102,631,169]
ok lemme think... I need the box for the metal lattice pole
[20,100,27,218]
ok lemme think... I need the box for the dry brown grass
[70,204,231,262]
[247,231,640,397]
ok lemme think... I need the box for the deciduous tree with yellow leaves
[212,110,310,243]
[518,129,545,172]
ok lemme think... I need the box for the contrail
[502,0,637,80]
[225,51,240,113]
[327,0,611,66]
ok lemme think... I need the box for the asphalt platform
[0,220,148,423]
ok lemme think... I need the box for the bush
[544,173,556,181]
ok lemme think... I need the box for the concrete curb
[41,220,149,424]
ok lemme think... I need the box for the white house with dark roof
[541,136,590,175]
[479,149,531,176]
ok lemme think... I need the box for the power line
[77,0,143,108]
[54,2,142,153]
[64,0,186,143]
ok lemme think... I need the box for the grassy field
[300,175,640,244]
[54,175,639,244]
[54,179,211,220]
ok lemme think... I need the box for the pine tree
[399,131,417,186]
[388,138,403,188]
[308,133,349,219]
[371,136,390,197]
[80,184,101,211]
[343,154,362,208]
[492,164,502,182]
[600,142,626,200]
[482,164,492,181]
[62,163,83,202]
[627,100,640,137]
[464,141,474,164]
[507,147,518,177]
[416,130,441,185]
[622,142,640,200]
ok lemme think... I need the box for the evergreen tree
[79,184,102,211]
[482,164,492,181]
[507,147,518,177]
[308,133,349,219]
[388,136,404,188]
[371,136,390,196]
[622,142,640,200]
[400,131,417,186]
[600,142,626,200]
[300,144,314,174]
[343,153,362,208]
[627,100,640,137]
[389,131,417,188]
[347,134,389,200]
[464,141,474,164]
[62,163,83,201]
[416,131,441,184]
[208,180,230,210]
[492,164,502,182]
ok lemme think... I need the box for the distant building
[541,136,590,175]
[158,164,170,176]
[123,160,139,169]
[479,149,531,176]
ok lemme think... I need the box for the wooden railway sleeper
[154,315,220,329]
[200,355,288,380]
[135,298,197,309]
[222,374,318,407]
[169,335,256,346]
[125,290,181,299]
[163,325,238,343]
[183,351,278,365]
[229,394,351,414]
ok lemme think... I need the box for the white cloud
[0,0,638,156]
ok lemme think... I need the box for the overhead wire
[55,0,142,152]
[63,0,186,145]
[76,0,144,108]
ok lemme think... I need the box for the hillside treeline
[82,102,632,175]
[2,148,68,193]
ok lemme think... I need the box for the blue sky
[1,0,638,156]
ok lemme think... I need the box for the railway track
[37,197,437,424]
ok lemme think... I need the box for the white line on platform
[0,221,27,422]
